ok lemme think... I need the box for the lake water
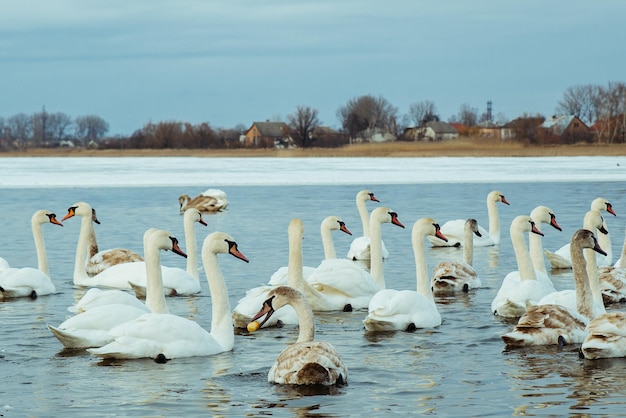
[2,156,626,416]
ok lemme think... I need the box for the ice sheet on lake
[0,156,624,187]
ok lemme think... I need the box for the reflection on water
[2,181,626,415]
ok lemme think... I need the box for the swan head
[466,218,481,237]
[178,194,191,211]
[572,229,607,256]
[530,206,562,232]
[183,208,207,226]
[511,215,543,236]
[322,216,352,236]
[590,197,616,216]
[32,210,64,227]
[145,229,188,258]
[62,202,92,221]
[358,190,380,203]
[249,286,308,330]
[488,190,510,205]
[370,207,405,229]
[583,210,609,235]
[414,218,447,242]
[203,232,249,262]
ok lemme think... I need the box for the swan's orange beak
[550,214,562,231]
[169,237,188,258]
[250,296,275,329]
[62,207,76,221]
[500,195,510,205]
[48,214,64,227]
[530,222,544,236]
[369,193,380,203]
[435,226,448,242]
[339,222,352,236]
[227,240,249,263]
[390,212,405,229]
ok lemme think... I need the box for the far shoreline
[2,138,626,158]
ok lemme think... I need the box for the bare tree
[288,105,320,148]
[75,115,110,143]
[6,113,32,145]
[407,100,439,126]
[48,112,73,142]
[451,103,478,126]
[337,95,398,139]
[556,84,602,125]
[595,81,626,143]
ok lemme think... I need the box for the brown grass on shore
[2,137,626,158]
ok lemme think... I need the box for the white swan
[248,286,347,386]
[544,197,616,269]
[347,189,389,262]
[537,209,608,316]
[47,229,187,349]
[267,215,352,286]
[491,215,557,319]
[129,208,207,297]
[306,207,405,310]
[428,190,510,247]
[0,210,63,299]
[501,229,607,347]
[431,218,482,294]
[62,203,144,276]
[179,188,228,213]
[88,231,249,361]
[363,218,447,332]
[529,206,563,276]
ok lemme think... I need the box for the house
[242,121,293,148]
[537,115,591,144]
[501,116,545,140]
[416,121,458,141]
[475,121,503,140]
[449,123,469,136]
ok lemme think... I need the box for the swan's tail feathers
[544,249,572,269]
[47,324,99,349]
[128,282,147,299]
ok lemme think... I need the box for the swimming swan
[47,229,187,349]
[88,231,248,361]
[0,210,63,299]
[431,218,482,294]
[347,189,389,262]
[501,229,606,348]
[364,218,446,332]
[248,286,347,386]
[179,188,228,213]
[428,190,510,247]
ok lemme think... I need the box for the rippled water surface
[2,158,626,416]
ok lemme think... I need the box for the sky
[1,1,625,136]
[1,156,625,187]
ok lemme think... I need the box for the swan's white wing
[0,267,55,298]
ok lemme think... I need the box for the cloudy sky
[1,1,624,136]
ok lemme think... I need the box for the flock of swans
[3,187,626,389]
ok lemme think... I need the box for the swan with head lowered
[247,286,347,386]
[47,229,187,349]
[537,209,608,315]
[491,215,557,319]
[430,218,482,294]
[544,197,616,269]
[179,188,228,213]
[346,189,389,262]
[88,231,248,361]
[364,217,447,332]
[501,229,607,348]
[63,203,144,276]
[428,190,510,247]
[0,210,63,299]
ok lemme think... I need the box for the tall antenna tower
[486,101,492,122]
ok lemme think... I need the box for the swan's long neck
[571,242,594,319]
[528,226,547,275]
[291,292,315,343]
[287,227,304,293]
[357,197,370,237]
[88,223,99,258]
[369,218,385,289]
[584,246,606,315]
[413,230,432,301]
[511,226,536,281]
[486,196,501,244]
[617,228,626,269]
[320,224,337,260]
[144,240,169,314]
[183,215,200,280]
[463,226,474,266]
[202,250,234,350]
[32,219,49,277]
[73,215,92,285]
